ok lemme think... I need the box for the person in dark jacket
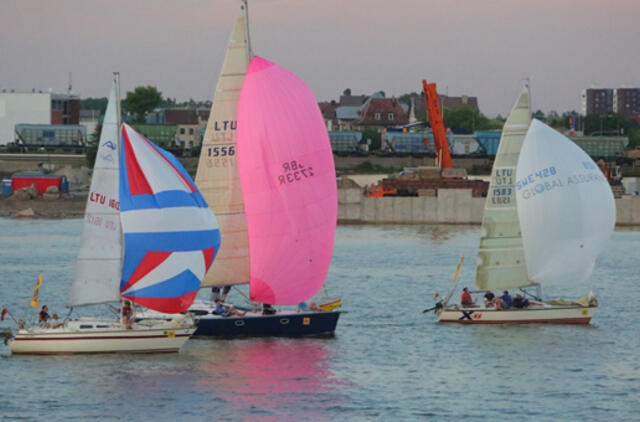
[484,291,496,307]
[38,305,51,325]
[512,294,529,309]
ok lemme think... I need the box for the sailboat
[139,3,341,337]
[436,86,615,324]
[8,74,220,353]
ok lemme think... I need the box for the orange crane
[422,80,453,169]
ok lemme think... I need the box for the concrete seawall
[0,154,85,176]
[339,188,640,226]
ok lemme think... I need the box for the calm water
[0,218,638,421]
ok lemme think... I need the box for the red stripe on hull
[13,334,192,341]
[440,317,592,325]
[11,348,181,355]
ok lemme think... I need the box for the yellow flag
[30,273,43,308]
[452,254,464,282]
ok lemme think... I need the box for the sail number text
[493,168,514,186]
[278,160,314,185]
[491,187,513,204]
[207,146,235,157]
[205,144,236,168]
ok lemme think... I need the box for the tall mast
[114,72,122,130]
[242,0,253,58]
[113,71,124,285]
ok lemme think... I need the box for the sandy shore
[0,193,87,219]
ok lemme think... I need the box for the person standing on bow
[121,301,134,329]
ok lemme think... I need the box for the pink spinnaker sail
[237,57,337,305]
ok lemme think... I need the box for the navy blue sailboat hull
[192,311,341,337]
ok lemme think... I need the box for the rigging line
[519,287,541,301]
[232,285,254,307]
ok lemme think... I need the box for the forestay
[195,7,251,288]
[119,124,221,313]
[237,57,338,305]
[516,119,615,286]
[475,87,531,292]
[71,78,122,307]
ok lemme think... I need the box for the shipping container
[329,131,362,154]
[450,135,482,156]
[474,130,502,156]
[12,173,68,195]
[381,131,454,155]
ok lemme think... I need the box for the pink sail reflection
[237,57,337,305]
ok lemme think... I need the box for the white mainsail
[475,87,532,291]
[195,6,251,287]
[516,119,616,286]
[71,75,122,306]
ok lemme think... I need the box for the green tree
[398,92,421,107]
[122,86,163,123]
[343,88,352,96]
[581,113,639,148]
[160,97,177,108]
[441,107,502,133]
[532,110,545,120]
[361,127,382,150]
[85,122,102,168]
[80,97,108,114]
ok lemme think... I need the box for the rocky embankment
[0,187,87,219]
[0,166,90,219]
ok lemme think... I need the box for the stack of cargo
[379,166,488,197]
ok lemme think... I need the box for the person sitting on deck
[214,299,246,317]
[38,305,51,325]
[512,294,530,309]
[49,314,65,329]
[262,304,277,315]
[484,291,496,307]
[297,301,321,313]
[460,287,474,307]
[500,291,512,309]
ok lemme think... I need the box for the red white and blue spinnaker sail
[119,124,220,313]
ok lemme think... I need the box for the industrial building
[0,92,80,145]
[582,87,640,122]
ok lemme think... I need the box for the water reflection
[193,338,338,421]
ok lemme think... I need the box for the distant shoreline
[0,194,87,219]
[2,192,638,227]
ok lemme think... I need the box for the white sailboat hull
[437,304,596,324]
[9,319,195,354]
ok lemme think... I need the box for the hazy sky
[1,0,638,117]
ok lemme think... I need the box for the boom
[422,80,452,169]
